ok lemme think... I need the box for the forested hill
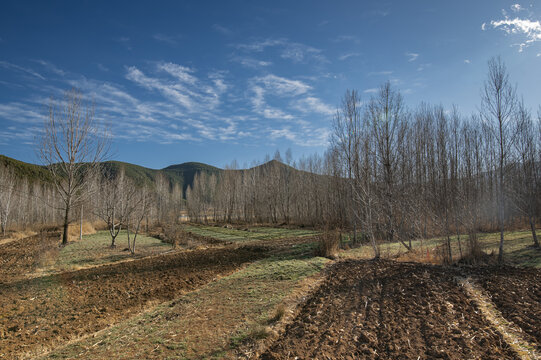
[0,154,221,196]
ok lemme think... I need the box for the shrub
[267,304,286,323]
[314,229,340,259]
[163,224,190,248]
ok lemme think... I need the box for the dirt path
[0,245,266,359]
[260,260,519,360]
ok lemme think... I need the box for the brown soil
[0,231,60,285]
[0,243,265,359]
[469,266,541,350]
[260,260,519,360]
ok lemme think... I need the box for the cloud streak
[485,13,541,52]
[0,61,45,80]
[405,52,419,62]
[235,38,328,64]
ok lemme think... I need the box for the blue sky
[1,1,540,169]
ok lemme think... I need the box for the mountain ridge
[0,154,297,196]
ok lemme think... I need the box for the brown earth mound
[0,231,60,285]
[260,260,518,360]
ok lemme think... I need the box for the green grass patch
[40,230,171,274]
[342,229,541,267]
[184,224,318,243]
[42,244,328,359]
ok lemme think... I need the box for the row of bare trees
[330,57,540,262]
[185,57,540,263]
[186,154,343,226]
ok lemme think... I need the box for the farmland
[0,225,539,359]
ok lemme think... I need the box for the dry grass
[314,230,340,259]
[344,229,541,267]
[0,229,37,245]
[267,304,286,324]
[41,249,329,359]
[67,222,97,239]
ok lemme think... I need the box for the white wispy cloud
[231,56,272,69]
[126,63,226,112]
[156,62,198,84]
[405,52,419,62]
[153,33,182,46]
[338,52,360,61]
[333,35,360,43]
[268,127,330,147]
[368,70,393,76]
[113,36,132,50]
[464,59,471,64]
[0,102,45,124]
[0,61,45,80]
[0,59,332,149]
[212,24,233,35]
[33,59,66,76]
[97,63,109,72]
[236,38,328,64]
[363,88,379,94]
[416,63,431,72]
[486,14,541,52]
[254,74,311,96]
[511,4,523,13]
[247,73,334,146]
[292,97,334,115]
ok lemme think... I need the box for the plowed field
[0,243,265,359]
[261,260,523,360]
[471,266,541,351]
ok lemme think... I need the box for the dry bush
[248,324,272,340]
[163,224,195,248]
[434,243,452,265]
[267,304,286,324]
[396,248,437,264]
[459,232,496,265]
[67,222,96,238]
[314,229,340,259]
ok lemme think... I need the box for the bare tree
[367,81,411,251]
[331,89,380,258]
[480,56,517,263]
[513,100,539,247]
[0,165,16,236]
[127,185,153,254]
[39,88,109,245]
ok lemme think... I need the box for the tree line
[185,57,540,262]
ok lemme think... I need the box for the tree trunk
[79,204,83,241]
[529,215,539,248]
[62,200,71,245]
[497,184,504,263]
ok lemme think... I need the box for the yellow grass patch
[67,222,97,239]
[0,229,37,245]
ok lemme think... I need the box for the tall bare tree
[0,165,16,236]
[480,56,517,263]
[513,100,539,247]
[39,88,109,245]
